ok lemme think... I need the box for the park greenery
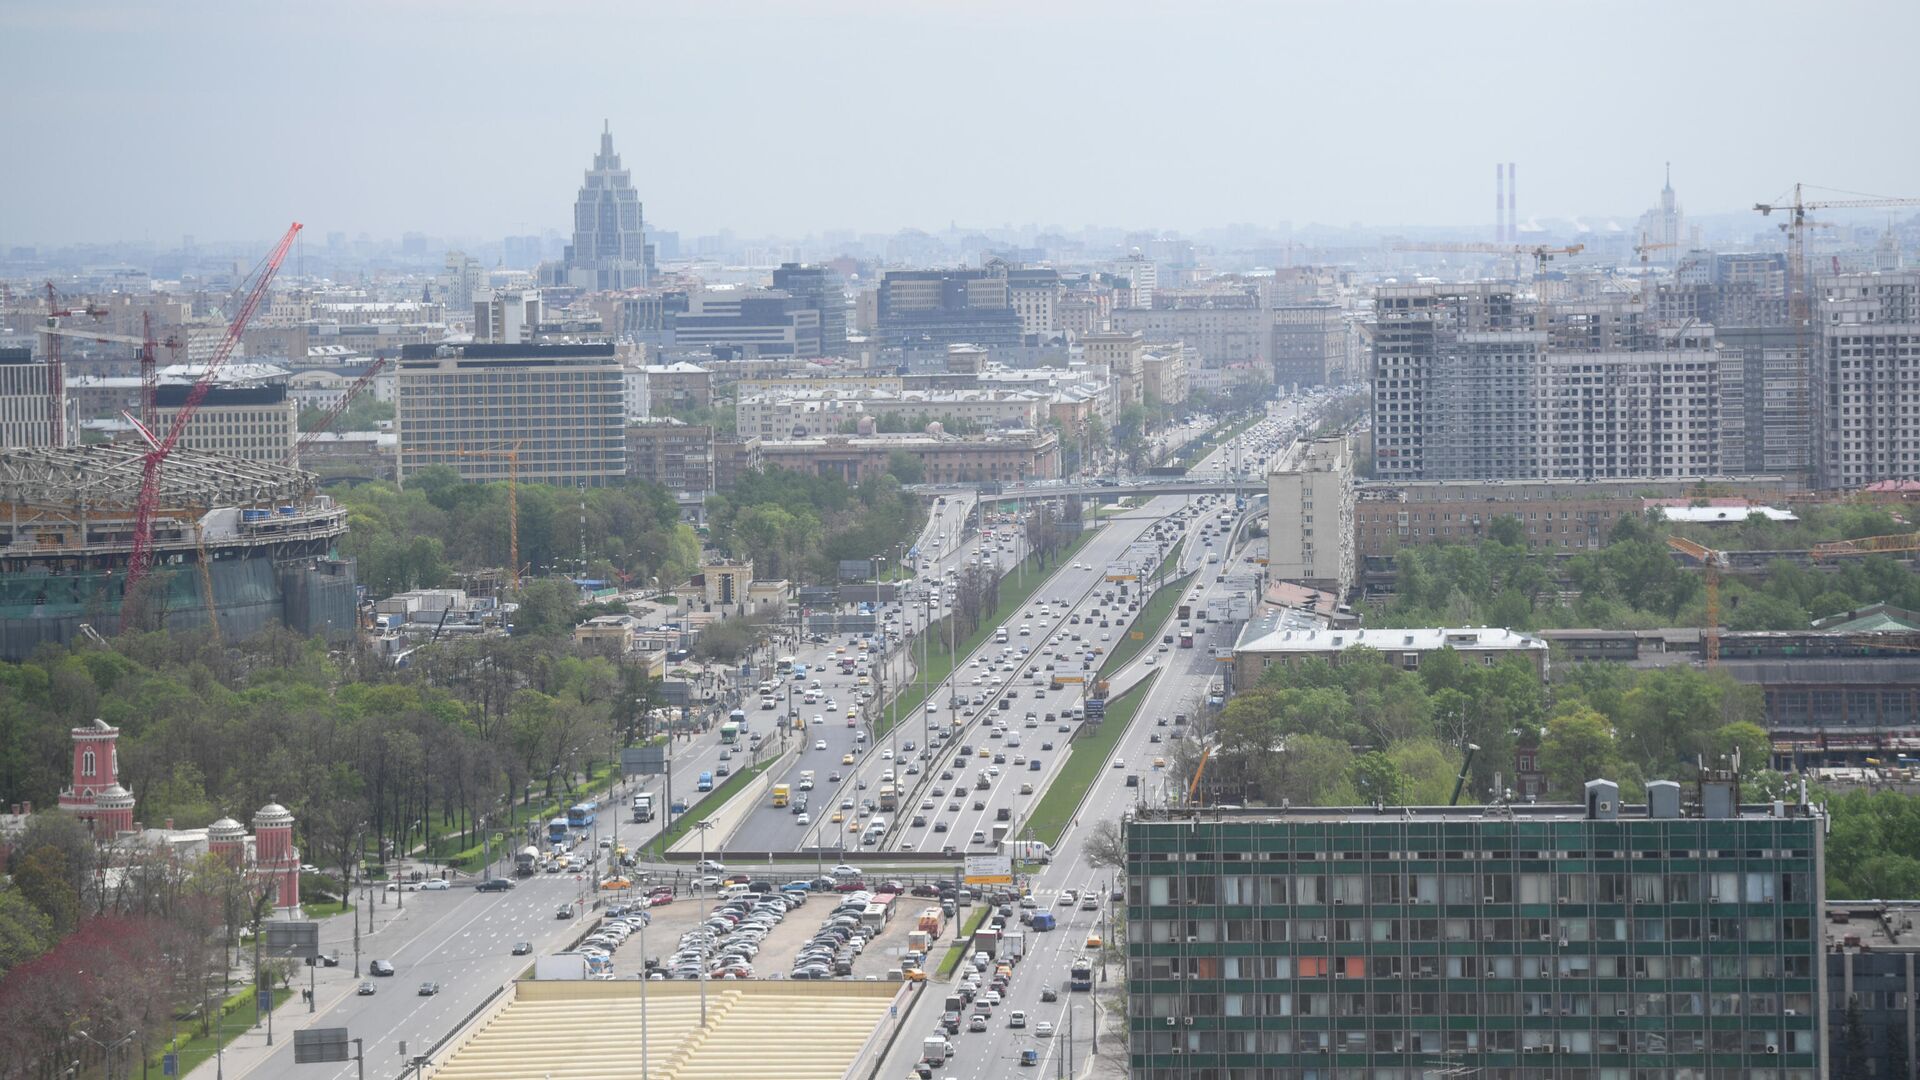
[703,467,927,584]
[1374,505,1920,632]
[297,393,393,433]
[335,465,701,597]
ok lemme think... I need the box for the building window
[82,749,97,777]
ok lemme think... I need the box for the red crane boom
[288,355,388,464]
[123,223,302,613]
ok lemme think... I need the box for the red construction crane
[40,284,107,446]
[287,355,388,465]
[122,223,302,615]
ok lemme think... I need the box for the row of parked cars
[664,888,806,980]
[791,888,888,980]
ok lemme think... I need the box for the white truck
[534,954,589,981]
[922,1035,950,1065]
[1002,931,1026,961]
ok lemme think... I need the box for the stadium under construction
[0,444,357,659]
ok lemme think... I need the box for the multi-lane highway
[874,396,1324,1080]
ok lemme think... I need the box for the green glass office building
[1124,779,1827,1079]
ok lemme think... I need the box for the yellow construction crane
[1667,535,1730,666]
[1390,240,1585,277]
[1634,231,1677,267]
[1809,532,1920,563]
[1754,184,1920,321]
[452,442,523,592]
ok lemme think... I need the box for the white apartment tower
[1817,271,1920,488]
[1266,436,1356,597]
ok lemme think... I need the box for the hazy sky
[3,0,1915,247]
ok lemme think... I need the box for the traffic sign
[294,1028,352,1064]
[1086,698,1107,720]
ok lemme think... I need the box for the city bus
[547,817,570,845]
[720,722,741,744]
[567,802,598,830]
[771,784,791,808]
[1069,957,1094,991]
[776,656,796,675]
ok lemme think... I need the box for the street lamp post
[692,820,715,1027]
[74,1028,137,1080]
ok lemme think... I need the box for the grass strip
[639,758,776,860]
[1099,544,1191,679]
[1170,411,1263,470]
[935,904,994,977]
[1026,675,1156,848]
[877,528,1098,740]
[147,986,295,1076]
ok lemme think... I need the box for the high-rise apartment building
[1538,349,1720,479]
[563,124,651,292]
[771,263,848,355]
[1714,326,1810,479]
[1272,303,1351,388]
[1083,330,1145,411]
[0,348,63,448]
[394,343,625,486]
[1006,267,1064,338]
[1113,288,1271,375]
[1816,271,1920,489]
[1372,283,1543,482]
[1125,780,1828,1080]
[1265,435,1355,595]
[440,250,486,311]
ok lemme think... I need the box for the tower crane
[1666,535,1730,666]
[1633,231,1677,268]
[1808,532,1920,563]
[451,441,523,592]
[122,223,302,621]
[39,285,107,446]
[1753,184,1920,320]
[36,315,180,427]
[1390,241,1585,277]
[287,356,389,465]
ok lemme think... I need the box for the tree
[1886,1017,1910,1080]
[1263,735,1356,806]
[1084,819,1126,871]
[1351,751,1407,805]
[1537,708,1629,796]
[512,579,583,638]
[0,889,54,977]
[885,450,925,486]
[1839,995,1870,1080]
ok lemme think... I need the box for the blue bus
[566,802,597,830]
[547,817,570,845]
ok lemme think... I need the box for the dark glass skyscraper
[771,262,847,355]
[564,123,650,291]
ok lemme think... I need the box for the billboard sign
[964,854,1013,886]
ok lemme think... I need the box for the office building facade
[150,382,299,466]
[394,343,625,486]
[0,348,63,448]
[1125,784,1828,1080]
[876,269,1024,355]
[1273,304,1351,388]
[671,289,821,358]
[771,263,848,355]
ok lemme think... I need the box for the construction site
[0,443,356,658]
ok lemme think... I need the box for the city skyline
[2,0,1915,246]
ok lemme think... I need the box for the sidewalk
[184,897,432,1080]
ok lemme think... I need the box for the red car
[834,879,868,892]
[647,891,675,907]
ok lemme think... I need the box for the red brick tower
[58,719,134,837]
[208,816,248,867]
[252,803,301,911]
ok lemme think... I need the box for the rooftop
[430,980,899,1080]
[0,444,314,512]
[1824,903,1920,952]
[1236,621,1545,655]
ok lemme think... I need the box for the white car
[815,739,828,751]
[831,864,862,876]
[697,859,726,873]
[881,748,894,759]
[796,812,811,826]
[420,878,450,891]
